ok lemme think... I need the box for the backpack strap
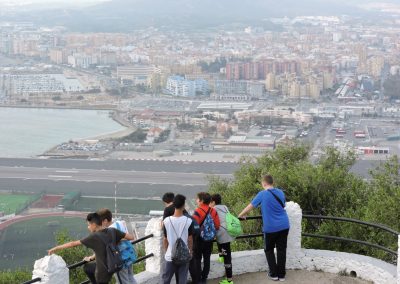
[169,216,189,239]
[268,190,285,208]
[199,207,211,227]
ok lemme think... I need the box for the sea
[0,107,125,158]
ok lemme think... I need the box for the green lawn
[70,197,163,215]
[0,216,88,270]
[0,194,33,215]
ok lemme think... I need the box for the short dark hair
[211,194,222,205]
[262,174,274,185]
[97,208,112,222]
[197,192,211,205]
[162,192,175,203]
[173,194,186,209]
[86,212,102,226]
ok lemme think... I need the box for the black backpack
[169,217,192,265]
[97,228,124,274]
[184,212,200,238]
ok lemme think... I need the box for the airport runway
[0,158,384,198]
[0,158,237,198]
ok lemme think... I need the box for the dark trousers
[264,228,289,278]
[192,239,213,282]
[161,261,189,284]
[217,242,232,279]
[83,262,109,284]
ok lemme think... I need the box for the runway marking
[55,170,79,173]
[48,175,72,178]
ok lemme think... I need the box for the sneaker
[278,278,286,282]
[219,279,234,284]
[268,273,279,281]
[218,256,224,263]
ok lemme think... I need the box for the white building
[166,76,208,97]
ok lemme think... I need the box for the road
[0,158,238,198]
[0,157,384,199]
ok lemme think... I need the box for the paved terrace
[209,270,371,284]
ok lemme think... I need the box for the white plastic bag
[32,254,69,284]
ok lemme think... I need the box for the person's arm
[48,240,81,255]
[124,232,136,241]
[83,254,95,262]
[192,209,201,224]
[238,203,255,219]
[212,209,221,230]
[163,236,169,251]
[188,235,193,256]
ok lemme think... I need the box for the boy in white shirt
[162,194,194,284]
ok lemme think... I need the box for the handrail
[67,234,154,271]
[21,278,41,284]
[303,215,399,236]
[239,215,399,236]
[134,253,154,263]
[302,233,398,256]
[132,233,154,245]
[236,214,398,257]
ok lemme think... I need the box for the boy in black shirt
[48,212,135,284]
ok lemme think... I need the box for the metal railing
[21,234,154,284]
[237,215,399,257]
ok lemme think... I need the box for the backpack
[115,221,137,268]
[97,228,124,274]
[199,208,216,242]
[184,212,200,238]
[225,211,243,237]
[169,217,192,265]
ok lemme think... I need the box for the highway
[0,158,238,198]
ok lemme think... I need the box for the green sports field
[0,216,87,270]
[70,197,163,215]
[0,194,33,215]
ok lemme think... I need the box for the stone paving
[208,270,372,284]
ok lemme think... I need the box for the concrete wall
[136,201,398,284]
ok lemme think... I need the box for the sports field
[0,216,87,270]
[70,197,163,215]
[0,194,33,215]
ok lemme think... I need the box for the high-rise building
[265,73,276,91]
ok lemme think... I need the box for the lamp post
[114,182,118,218]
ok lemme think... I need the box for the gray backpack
[170,217,191,265]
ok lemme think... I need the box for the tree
[383,75,400,99]
[208,145,398,262]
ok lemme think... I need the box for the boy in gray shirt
[210,194,235,284]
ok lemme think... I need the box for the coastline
[0,104,118,111]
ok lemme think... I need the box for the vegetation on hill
[209,145,399,263]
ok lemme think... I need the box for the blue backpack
[199,208,216,242]
[115,221,137,268]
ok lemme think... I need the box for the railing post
[32,255,69,284]
[397,235,400,284]
[144,217,164,275]
[285,201,302,254]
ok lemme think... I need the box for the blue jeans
[115,266,137,284]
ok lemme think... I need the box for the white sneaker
[279,278,286,282]
[268,273,278,281]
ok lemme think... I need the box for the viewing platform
[209,270,371,283]
[22,202,399,284]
